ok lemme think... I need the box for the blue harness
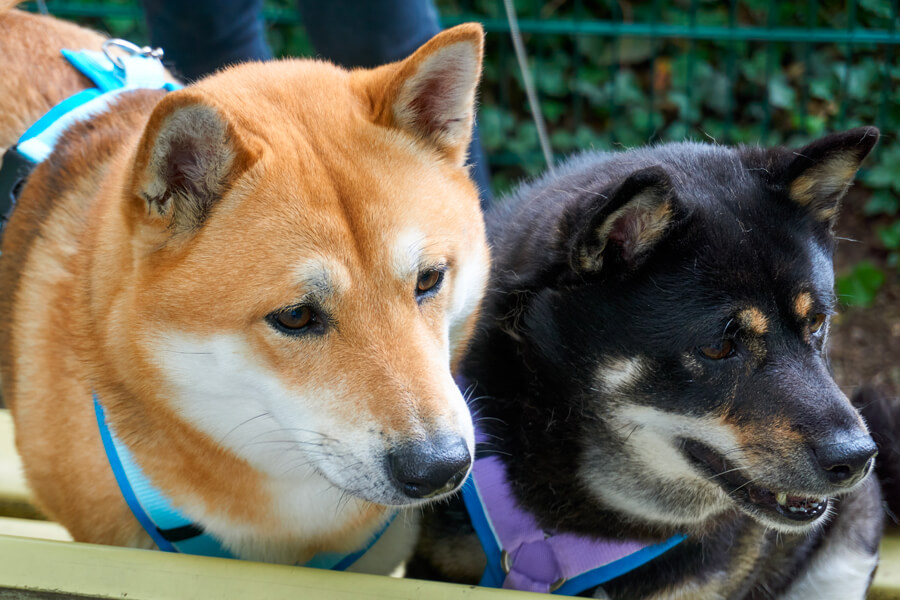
[460,461,686,595]
[2,39,393,568]
[0,40,180,245]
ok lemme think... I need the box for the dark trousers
[140,0,492,206]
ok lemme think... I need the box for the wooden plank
[1,408,899,597]
[0,535,528,600]
[0,517,71,541]
[0,532,894,599]
[875,532,900,595]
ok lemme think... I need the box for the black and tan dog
[411,127,883,598]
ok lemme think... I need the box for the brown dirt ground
[830,187,900,400]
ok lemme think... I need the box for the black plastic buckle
[0,145,36,238]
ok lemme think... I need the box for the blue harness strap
[94,395,395,568]
[1,41,178,249]
[94,398,224,555]
[461,461,687,595]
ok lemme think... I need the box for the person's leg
[297,0,493,207]
[141,0,271,81]
[296,0,440,69]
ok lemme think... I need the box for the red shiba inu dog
[0,4,488,571]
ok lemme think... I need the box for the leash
[502,0,555,173]
[0,39,178,249]
[94,396,395,567]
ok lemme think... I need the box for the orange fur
[0,8,104,149]
[0,12,488,567]
[794,292,814,319]
[737,307,769,336]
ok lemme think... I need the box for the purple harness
[460,435,686,595]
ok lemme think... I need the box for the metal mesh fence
[20,0,900,189]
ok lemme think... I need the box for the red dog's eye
[699,339,734,360]
[416,268,444,297]
[808,313,826,333]
[274,306,314,330]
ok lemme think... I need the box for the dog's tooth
[776,492,788,506]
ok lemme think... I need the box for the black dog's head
[467,127,879,536]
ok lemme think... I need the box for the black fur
[411,128,883,599]
[855,385,900,523]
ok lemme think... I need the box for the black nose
[812,435,877,486]
[388,435,471,499]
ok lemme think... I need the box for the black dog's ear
[784,126,879,226]
[568,165,677,275]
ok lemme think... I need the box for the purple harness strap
[461,439,686,595]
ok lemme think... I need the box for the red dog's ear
[131,91,256,235]
[358,23,484,167]
[785,126,879,227]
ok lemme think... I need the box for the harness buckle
[0,145,36,240]
[101,38,165,73]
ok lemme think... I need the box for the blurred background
[18,0,900,396]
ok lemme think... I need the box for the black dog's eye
[698,339,735,360]
[808,313,826,334]
[268,306,319,335]
[416,268,445,300]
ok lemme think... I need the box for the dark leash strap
[0,145,36,248]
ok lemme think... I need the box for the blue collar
[94,396,394,568]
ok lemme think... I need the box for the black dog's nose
[388,436,471,499]
[812,436,877,486]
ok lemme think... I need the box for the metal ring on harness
[101,38,164,72]
[500,548,567,592]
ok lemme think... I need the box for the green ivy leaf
[859,0,894,18]
[878,222,900,250]
[768,76,796,110]
[864,190,900,216]
[836,261,885,308]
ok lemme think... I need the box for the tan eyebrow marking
[794,292,814,318]
[738,307,768,336]
[292,257,351,298]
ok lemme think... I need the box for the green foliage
[836,261,886,308]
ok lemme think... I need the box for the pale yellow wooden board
[0,516,71,541]
[877,534,900,591]
[0,409,898,597]
[0,535,529,600]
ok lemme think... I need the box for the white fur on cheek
[153,331,471,505]
[597,356,645,393]
[149,332,416,564]
[152,332,410,506]
[154,333,325,476]
[581,403,742,526]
